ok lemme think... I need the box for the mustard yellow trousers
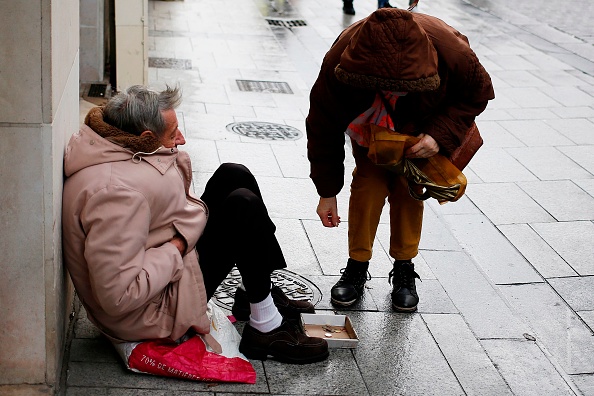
[348,143,424,262]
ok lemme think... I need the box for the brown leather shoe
[239,320,329,364]
[232,285,315,321]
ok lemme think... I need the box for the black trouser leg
[197,163,286,303]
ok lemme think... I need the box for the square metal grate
[148,57,192,70]
[266,19,307,28]
[88,84,108,98]
[236,80,293,94]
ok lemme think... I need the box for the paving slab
[497,224,578,278]
[507,147,593,181]
[499,283,594,375]
[480,339,576,396]
[442,214,543,284]
[263,348,368,395]
[423,314,512,396]
[348,311,465,396]
[469,148,538,183]
[548,276,594,312]
[532,221,594,276]
[421,250,529,339]
[466,182,555,225]
[518,181,594,221]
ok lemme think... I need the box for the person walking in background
[306,9,494,311]
[343,0,416,16]
[342,0,355,15]
[62,85,328,365]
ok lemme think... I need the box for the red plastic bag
[113,302,256,384]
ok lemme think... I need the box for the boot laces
[388,262,421,290]
[337,266,371,289]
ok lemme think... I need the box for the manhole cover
[212,268,322,312]
[226,121,302,141]
[236,80,293,94]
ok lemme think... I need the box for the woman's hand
[405,133,439,158]
[317,196,341,227]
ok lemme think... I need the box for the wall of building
[80,0,105,83]
[0,0,79,394]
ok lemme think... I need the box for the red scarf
[345,91,402,147]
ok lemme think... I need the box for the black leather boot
[342,0,355,15]
[330,259,370,306]
[389,260,420,312]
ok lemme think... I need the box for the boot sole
[330,297,359,307]
[239,344,329,364]
[392,303,418,312]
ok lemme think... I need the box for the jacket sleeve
[306,44,374,198]
[81,185,185,316]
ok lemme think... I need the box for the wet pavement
[64,0,594,394]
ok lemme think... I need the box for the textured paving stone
[422,250,528,339]
[507,147,593,181]
[264,348,368,395]
[519,180,594,221]
[545,118,594,145]
[532,221,594,275]
[443,213,542,284]
[466,182,555,225]
[498,119,574,147]
[571,374,594,396]
[497,224,578,278]
[349,311,464,396]
[548,276,594,311]
[424,314,512,396]
[481,339,575,395]
[500,283,594,374]
[470,148,538,183]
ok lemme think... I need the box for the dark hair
[103,85,182,137]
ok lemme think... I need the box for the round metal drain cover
[212,268,322,312]
[226,121,302,141]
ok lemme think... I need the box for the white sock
[249,293,283,333]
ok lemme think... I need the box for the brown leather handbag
[365,123,469,203]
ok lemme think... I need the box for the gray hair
[103,84,182,137]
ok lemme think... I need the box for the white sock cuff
[249,293,283,333]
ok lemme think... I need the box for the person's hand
[405,133,439,158]
[317,196,341,227]
[170,234,187,255]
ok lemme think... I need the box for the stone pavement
[64,0,594,394]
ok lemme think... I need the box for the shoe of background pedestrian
[232,285,315,322]
[389,260,420,312]
[239,320,329,364]
[342,0,355,15]
[378,1,393,9]
[330,259,370,306]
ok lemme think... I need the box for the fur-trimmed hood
[335,8,440,92]
[84,106,162,153]
[64,107,177,178]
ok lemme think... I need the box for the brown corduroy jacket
[306,9,495,198]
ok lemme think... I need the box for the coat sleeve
[81,185,185,316]
[306,39,375,198]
